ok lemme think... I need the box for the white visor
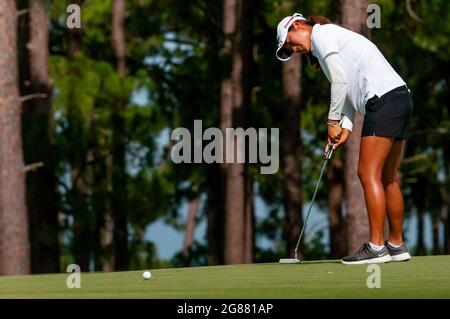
[275,13,306,61]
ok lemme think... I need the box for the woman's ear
[292,21,302,30]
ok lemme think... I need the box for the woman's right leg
[382,139,405,245]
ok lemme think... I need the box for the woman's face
[283,21,312,54]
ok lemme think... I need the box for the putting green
[0,256,449,298]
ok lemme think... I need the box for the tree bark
[443,146,450,254]
[100,209,114,271]
[412,176,426,256]
[112,0,127,75]
[444,201,449,254]
[341,0,371,254]
[206,164,225,265]
[221,0,244,265]
[71,169,90,270]
[0,0,31,275]
[327,157,345,258]
[221,0,253,264]
[17,0,60,274]
[432,212,440,255]
[244,169,254,263]
[98,0,128,271]
[341,0,372,39]
[183,196,200,259]
[65,0,91,271]
[281,54,304,259]
[416,204,425,256]
[100,157,114,272]
[111,0,129,270]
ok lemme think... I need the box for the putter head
[279,258,301,264]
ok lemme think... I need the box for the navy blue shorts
[362,85,414,141]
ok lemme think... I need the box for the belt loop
[405,85,411,94]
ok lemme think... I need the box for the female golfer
[276,13,413,264]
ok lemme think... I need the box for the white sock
[369,242,385,251]
[388,241,402,248]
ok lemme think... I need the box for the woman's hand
[333,128,351,150]
[327,123,342,143]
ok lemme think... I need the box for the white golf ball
[143,271,151,280]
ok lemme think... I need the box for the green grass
[0,256,449,298]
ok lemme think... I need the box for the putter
[279,140,336,264]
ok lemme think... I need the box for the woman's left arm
[325,53,348,122]
[324,53,348,142]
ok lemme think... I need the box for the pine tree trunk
[206,164,225,265]
[100,156,114,271]
[444,201,449,254]
[327,157,345,258]
[413,176,426,256]
[71,169,90,271]
[100,202,114,271]
[221,0,253,264]
[432,213,440,255]
[111,0,129,270]
[66,0,91,271]
[17,0,60,274]
[443,146,450,254]
[281,54,303,259]
[244,169,254,263]
[224,163,245,264]
[183,196,200,259]
[417,205,425,256]
[221,0,244,265]
[0,0,31,275]
[341,0,371,254]
[112,0,127,75]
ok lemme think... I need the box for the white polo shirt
[311,23,407,132]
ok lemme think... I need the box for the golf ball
[143,271,151,280]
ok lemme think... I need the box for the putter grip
[324,117,343,160]
[325,142,334,160]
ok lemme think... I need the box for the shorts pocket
[365,95,381,112]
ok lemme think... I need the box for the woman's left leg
[382,139,405,245]
[358,135,395,246]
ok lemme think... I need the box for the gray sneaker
[385,241,411,262]
[341,243,392,265]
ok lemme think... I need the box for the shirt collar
[310,24,321,56]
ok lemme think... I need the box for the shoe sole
[390,252,411,262]
[341,254,392,265]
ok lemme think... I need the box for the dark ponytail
[305,15,333,26]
